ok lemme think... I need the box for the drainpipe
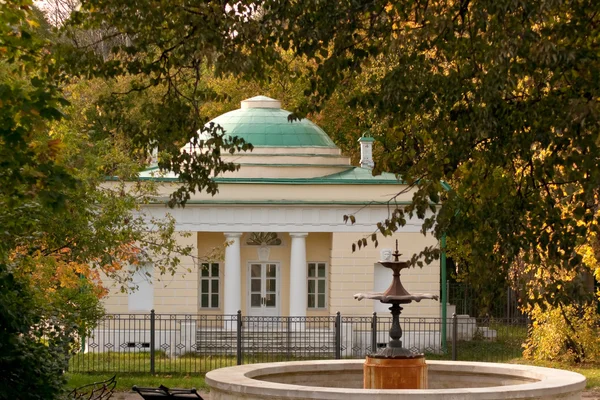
[438,181,452,353]
[79,273,87,353]
[440,234,448,353]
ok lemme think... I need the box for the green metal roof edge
[217,163,351,168]
[146,199,417,206]
[358,136,375,142]
[228,153,343,158]
[135,176,406,185]
[233,144,337,148]
[317,168,406,184]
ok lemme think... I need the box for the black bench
[68,375,116,400]
[132,385,204,399]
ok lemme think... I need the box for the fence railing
[447,282,525,319]
[69,311,528,374]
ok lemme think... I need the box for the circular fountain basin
[205,359,586,400]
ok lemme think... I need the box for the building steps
[195,329,336,355]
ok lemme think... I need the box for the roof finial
[392,239,401,262]
[241,96,281,109]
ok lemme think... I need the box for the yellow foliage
[11,246,109,302]
[524,303,600,362]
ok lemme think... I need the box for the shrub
[523,303,600,363]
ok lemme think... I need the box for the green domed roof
[208,96,337,148]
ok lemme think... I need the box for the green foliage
[524,303,600,363]
[14,0,599,378]
[0,2,208,398]
[0,2,78,398]
[57,0,600,308]
[57,2,257,207]
[0,1,75,216]
[275,0,600,308]
[0,263,69,400]
[69,351,237,374]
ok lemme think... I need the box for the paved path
[112,389,600,400]
[112,390,211,399]
[584,389,600,399]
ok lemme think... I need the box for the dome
[206,96,337,148]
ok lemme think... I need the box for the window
[307,262,327,309]
[200,263,220,309]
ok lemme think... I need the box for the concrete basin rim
[204,359,586,399]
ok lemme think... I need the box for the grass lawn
[67,361,600,393]
[569,365,600,388]
[66,373,209,392]
[69,351,239,374]
[67,322,600,392]
[519,361,600,389]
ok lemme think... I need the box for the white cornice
[142,204,432,234]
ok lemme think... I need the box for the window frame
[199,262,221,309]
[307,261,328,309]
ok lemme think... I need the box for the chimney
[359,133,375,169]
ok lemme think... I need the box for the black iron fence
[69,311,528,374]
[447,282,525,319]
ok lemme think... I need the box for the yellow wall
[129,182,416,204]
[100,272,128,314]
[195,232,332,316]
[102,232,199,314]
[196,232,228,315]
[330,232,440,318]
[102,230,440,319]
[306,233,333,317]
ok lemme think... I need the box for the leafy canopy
[0,1,209,398]
[63,0,600,309]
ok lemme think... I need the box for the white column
[289,232,308,317]
[223,232,243,315]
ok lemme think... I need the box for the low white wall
[85,321,197,355]
[86,319,490,357]
[343,328,442,357]
[206,360,586,400]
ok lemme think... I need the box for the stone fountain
[354,241,438,389]
[206,242,586,400]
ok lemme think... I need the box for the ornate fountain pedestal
[354,242,438,390]
[364,355,427,389]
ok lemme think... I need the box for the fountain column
[355,240,437,389]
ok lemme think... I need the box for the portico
[221,230,308,318]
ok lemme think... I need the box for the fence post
[236,310,242,365]
[150,309,155,374]
[286,317,291,359]
[452,313,457,361]
[507,287,511,319]
[371,312,377,354]
[335,312,341,359]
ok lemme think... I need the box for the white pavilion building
[102,96,441,320]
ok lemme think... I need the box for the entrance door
[247,263,280,317]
